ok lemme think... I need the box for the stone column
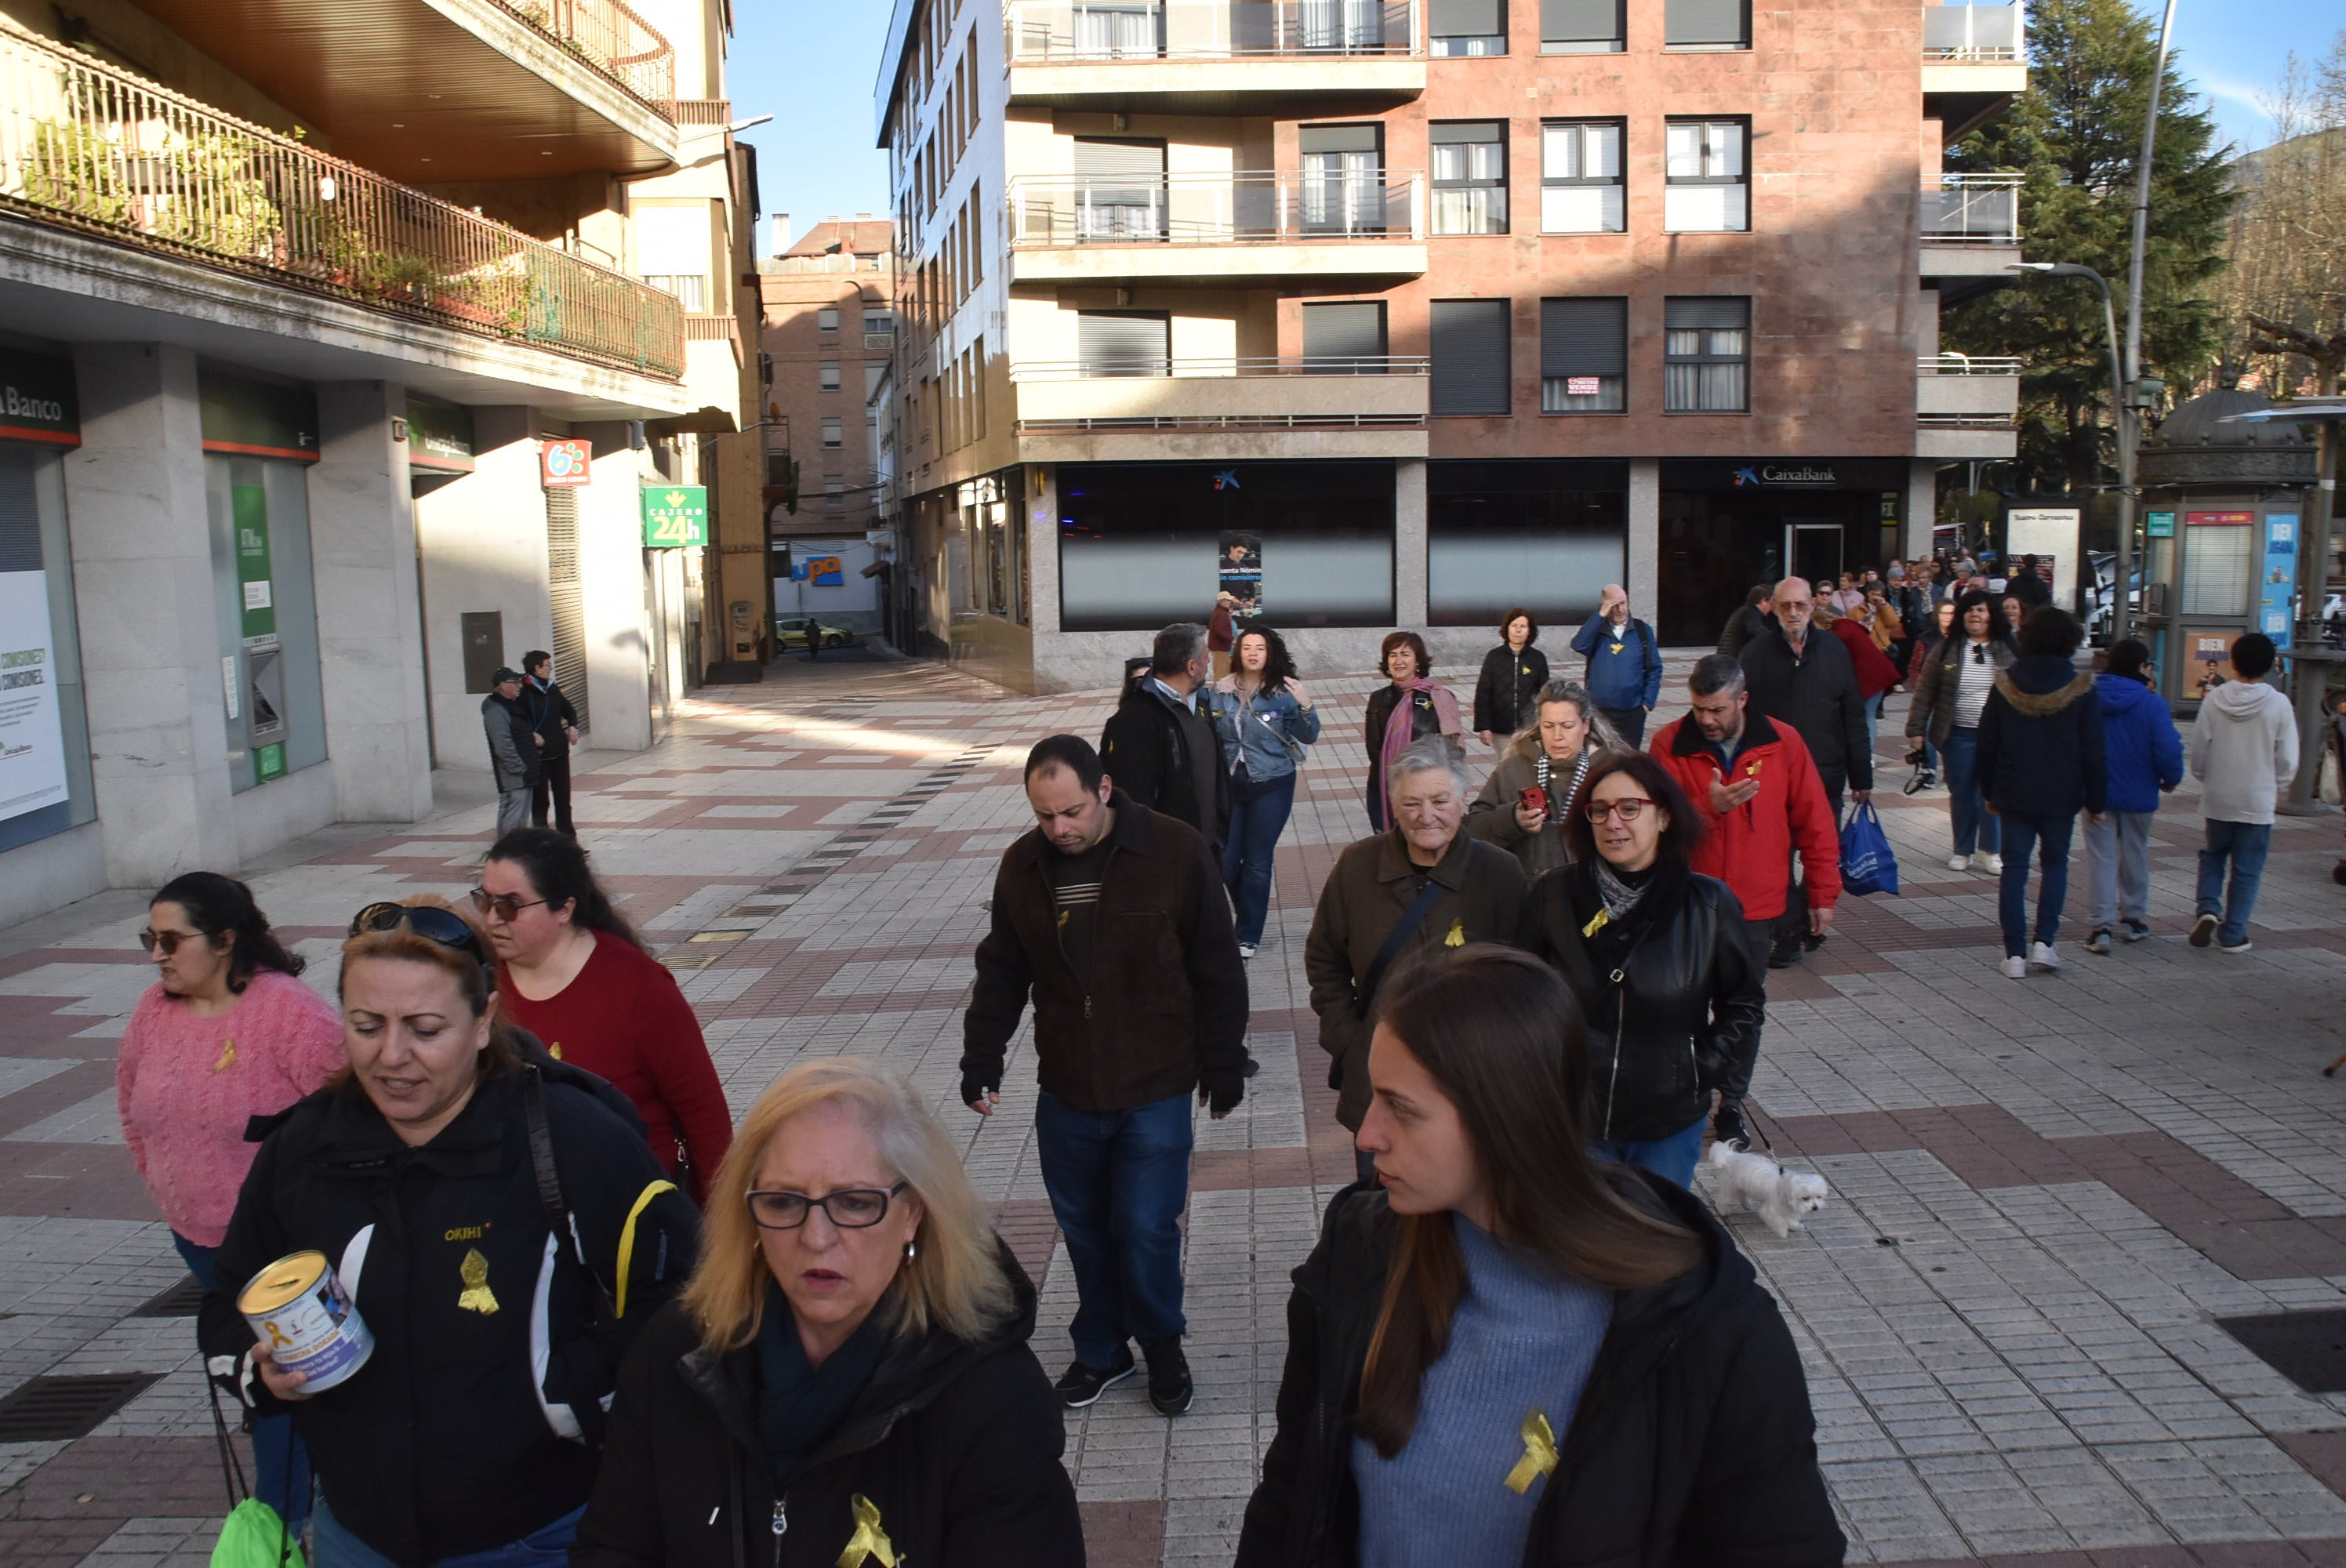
[311,381,434,821]
[1394,458,1429,628]
[1905,458,1939,561]
[61,343,239,884]
[1628,458,1661,615]
[573,423,652,753]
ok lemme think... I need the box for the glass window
[2181,514,2255,615]
[1540,121,1624,233]
[1540,297,1626,412]
[643,274,707,312]
[1428,460,1628,626]
[1540,0,1622,52]
[1430,0,1505,56]
[1664,296,1749,412]
[1299,124,1388,236]
[205,456,325,791]
[0,443,96,853]
[1431,122,1508,236]
[1665,120,1749,232]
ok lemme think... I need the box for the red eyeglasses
[1585,797,1657,823]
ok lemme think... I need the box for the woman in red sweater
[475,829,732,1201]
[1814,601,1902,758]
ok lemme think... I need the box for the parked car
[774,615,855,652]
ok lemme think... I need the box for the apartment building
[756,216,897,636]
[874,0,2027,691]
[0,0,754,924]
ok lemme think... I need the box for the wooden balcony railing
[0,27,684,379]
[493,0,676,110]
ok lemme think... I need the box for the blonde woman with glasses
[573,1058,1083,1568]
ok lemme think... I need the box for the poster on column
[0,571,70,822]
[1218,532,1262,615]
[2261,514,2298,647]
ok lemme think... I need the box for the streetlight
[2006,261,2137,641]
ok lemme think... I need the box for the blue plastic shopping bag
[1839,801,1899,897]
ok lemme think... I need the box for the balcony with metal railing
[1011,355,1429,459]
[1917,352,2021,457]
[0,27,685,379]
[119,0,679,182]
[1007,170,1427,282]
[1004,0,1424,113]
[1920,172,2022,279]
[1923,3,2029,143]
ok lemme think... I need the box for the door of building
[1786,522,1841,593]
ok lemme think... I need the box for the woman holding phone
[1463,681,1625,876]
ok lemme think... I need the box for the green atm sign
[642,485,709,548]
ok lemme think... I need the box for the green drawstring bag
[212,1498,305,1568]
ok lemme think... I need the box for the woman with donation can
[1236,946,1842,1566]
[197,896,700,1567]
[572,1057,1083,1567]
[118,871,340,1527]
[477,829,733,1202]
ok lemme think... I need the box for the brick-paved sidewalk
[2,648,2343,1566]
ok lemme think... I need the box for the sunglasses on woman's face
[138,927,212,956]
[468,887,547,923]
[1585,797,1657,823]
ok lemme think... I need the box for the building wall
[758,258,896,542]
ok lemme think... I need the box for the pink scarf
[1374,677,1461,830]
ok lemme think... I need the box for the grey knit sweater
[1352,1214,1611,1566]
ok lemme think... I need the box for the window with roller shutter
[1540,0,1622,53]
[1430,0,1505,55]
[1302,302,1388,374]
[1072,138,1167,241]
[1541,298,1626,412]
[1430,299,1511,416]
[1666,0,1749,48]
[1664,296,1749,412]
[1431,122,1508,235]
[1077,310,1171,378]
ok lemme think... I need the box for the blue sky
[725,1,2344,248]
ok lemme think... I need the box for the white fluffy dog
[1701,1142,1830,1240]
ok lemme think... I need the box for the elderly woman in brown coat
[1305,737,1527,1183]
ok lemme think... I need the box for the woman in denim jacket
[1210,626,1322,959]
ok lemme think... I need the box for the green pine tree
[1943,0,2235,495]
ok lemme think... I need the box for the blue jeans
[2196,819,2272,946]
[1222,768,1297,946]
[173,1233,312,1528]
[1035,1089,1193,1367]
[1865,691,1884,754]
[1997,811,2074,956]
[1941,727,2000,856]
[1591,1114,1708,1190]
[311,1497,583,1567]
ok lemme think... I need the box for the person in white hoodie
[2188,633,2299,953]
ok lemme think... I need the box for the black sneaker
[1767,933,1803,970]
[1141,1336,1193,1416]
[1053,1348,1135,1409]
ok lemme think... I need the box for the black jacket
[1473,644,1550,737]
[1738,621,1872,794]
[571,1250,1083,1568]
[1235,1179,1844,1568]
[198,1054,700,1566]
[1099,678,1229,849]
[524,677,581,760]
[1716,603,1769,660]
[1977,655,2107,819]
[1520,861,1766,1137]
[962,794,1248,1114]
[2006,567,2052,608]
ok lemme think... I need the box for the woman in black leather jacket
[1520,753,1764,1187]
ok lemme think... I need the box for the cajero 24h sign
[641,485,709,549]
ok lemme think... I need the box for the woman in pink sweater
[116,871,340,1526]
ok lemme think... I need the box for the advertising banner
[0,571,69,822]
[2261,514,2298,647]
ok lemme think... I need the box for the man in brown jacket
[961,734,1247,1418]
[1305,735,1527,1181]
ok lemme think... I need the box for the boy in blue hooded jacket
[2082,639,2184,953]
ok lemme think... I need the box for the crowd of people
[114,554,2321,1566]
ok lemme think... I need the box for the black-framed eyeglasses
[469,887,547,923]
[746,1183,908,1230]
[139,927,214,956]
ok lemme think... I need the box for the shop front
[1658,458,1908,644]
[0,346,94,860]
[1427,459,1626,631]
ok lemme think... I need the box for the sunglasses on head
[139,927,214,957]
[349,902,497,989]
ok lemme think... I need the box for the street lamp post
[2008,261,2134,641]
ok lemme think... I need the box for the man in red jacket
[1651,655,1843,977]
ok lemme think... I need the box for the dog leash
[1738,1099,1779,1156]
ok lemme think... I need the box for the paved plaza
[2,648,2344,1566]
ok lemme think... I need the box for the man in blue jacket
[2082,639,2184,953]
[1571,583,1664,747]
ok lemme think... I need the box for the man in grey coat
[481,667,536,837]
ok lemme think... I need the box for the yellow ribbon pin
[837,1494,896,1568]
[1504,1409,1560,1495]
[457,1247,499,1315]
[1443,918,1465,948]
[212,1036,237,1073]
[1581,907,1611,938]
